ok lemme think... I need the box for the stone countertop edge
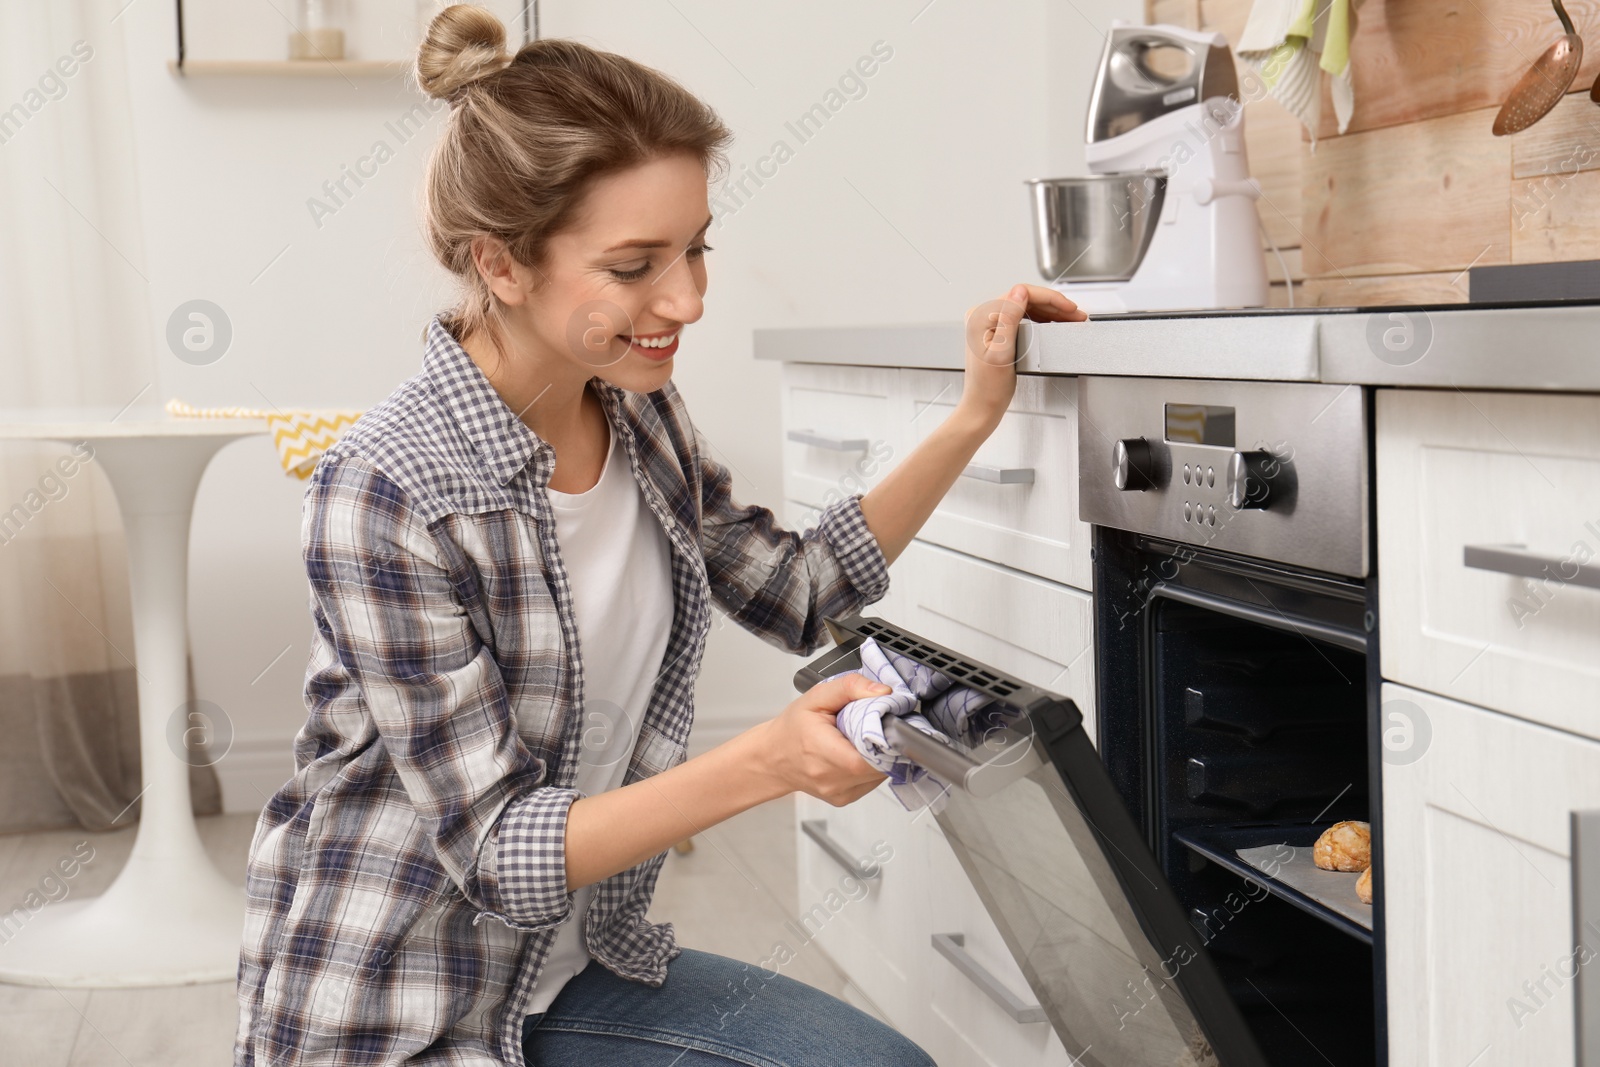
[752,305,1600,392]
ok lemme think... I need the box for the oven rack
[1173,823,1374,944]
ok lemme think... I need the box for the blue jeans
[521,948,936,1067]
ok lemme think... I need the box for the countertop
[752,303,1600,391]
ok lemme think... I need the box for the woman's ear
[470,235,541,307]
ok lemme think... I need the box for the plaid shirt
[234,317,890,1066]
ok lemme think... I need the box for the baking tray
[1173,823,1374,944]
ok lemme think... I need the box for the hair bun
[416,5,510,102]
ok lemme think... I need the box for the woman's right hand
[758,674,892,806]
[566,673,892,890]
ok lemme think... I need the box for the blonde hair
[415,5,731,353]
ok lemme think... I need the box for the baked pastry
[1356,865,1373,905]
[1313,820,1371,872]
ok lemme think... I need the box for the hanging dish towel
[164,399,363,479]
[829,637,1008,812]
[1235,0,1363,145]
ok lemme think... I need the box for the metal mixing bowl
[1026,174,1166,283]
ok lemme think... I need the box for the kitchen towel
[829,637,1006,812]
[164,398,363,479]
[1235,0,1363,145]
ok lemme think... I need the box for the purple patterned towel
[828,637,1005,811]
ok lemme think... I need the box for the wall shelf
[168,0,534,75]
[167,59,411,77]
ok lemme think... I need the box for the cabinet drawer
[894,539,1097,745]
[1383,684,1600,1067]
[781,364,900,521]
[902,370,1093,592]
[917,816,1075,1067]
[1377,390,1600,739]
[793,789,925,1030]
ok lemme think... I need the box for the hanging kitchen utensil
[1493,0,1583,135]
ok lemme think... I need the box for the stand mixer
[1028,22,1269,314]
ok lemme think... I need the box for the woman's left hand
[958,283,1087,429]
[856,283,1085,567]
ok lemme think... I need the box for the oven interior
[1096,529,1380,1066]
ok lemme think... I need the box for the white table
[0,410,269,987]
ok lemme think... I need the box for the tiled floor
[0,794,851,1066]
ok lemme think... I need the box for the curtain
[0,0,220,833]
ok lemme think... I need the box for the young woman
[233,7,1085,1066]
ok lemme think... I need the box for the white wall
[116,2,464,809]
[108,0,1137,810]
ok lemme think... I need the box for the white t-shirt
[527,413,675,1014]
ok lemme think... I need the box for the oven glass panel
[1164,403,1236,447]
[931,744,1228,1066]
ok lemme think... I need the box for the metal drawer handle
[1463,543,1600,591]
[960,463,1035,484]
[1574,809,1600,1066]
[931,933,1047,1024]
[799,820,881,882]
[882,717,1043,798]
[787,429,869,452]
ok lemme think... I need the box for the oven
[795,375,1380,1067]
[1085,375,1381,1065]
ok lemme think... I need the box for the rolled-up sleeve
[695,427,890,655]
[303,455,577,932]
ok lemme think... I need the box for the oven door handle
[882,716,1044,798]
[1150,582,1368,653]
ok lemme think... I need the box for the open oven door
[796,613,1270,1067]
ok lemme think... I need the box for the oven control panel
[1080,377,1368,577]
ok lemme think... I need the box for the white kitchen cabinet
[901,370,1094,592]
[1383,683,1600,1067]
[1377,389,1600,740]
[780,363,903,525]
[789,532,1095,1065]
[793,786,929,1034]
[781,356,1099,1065]
[780,365,1094,599]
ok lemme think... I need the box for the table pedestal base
[0,431,261,988]
[0,845,245,987]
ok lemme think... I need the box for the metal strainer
[1493,0,1583,135]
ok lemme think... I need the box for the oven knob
[1113,438,1157,492]
[1227,450,1277,510]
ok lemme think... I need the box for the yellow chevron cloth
[164,399,363,479]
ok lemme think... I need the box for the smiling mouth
[620,329,681,361]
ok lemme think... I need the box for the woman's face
[524,152,712,395]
